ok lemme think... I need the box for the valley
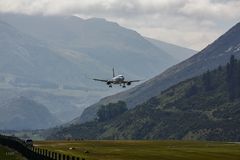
[0,2,240,159]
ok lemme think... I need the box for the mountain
[0,14,177,79]
[0,14,195,125]
[0,20,84,84]
[48,56,240,141]
[145,37,197,61]
[0,88,86,124]
[77,22,240,124]
[0,97,59,130]
[0,20,88,123]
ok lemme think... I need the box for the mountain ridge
[0,14,178,78]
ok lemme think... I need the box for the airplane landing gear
[109,85,112,88]
[122,85,126,88]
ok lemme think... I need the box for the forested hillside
[49,56,240,141]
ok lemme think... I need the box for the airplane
[93,68,141,88]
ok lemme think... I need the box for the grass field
[0,145,26,160]
[35,140,240,160]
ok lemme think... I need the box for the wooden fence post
[55,152,57,160]
[52,152,55,159]
[58,153,62,160]
[48,151,51,158]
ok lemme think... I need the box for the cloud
[0,0,240,50]
[179,0,240,21]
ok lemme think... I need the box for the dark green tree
[202,70,212,91]
[227,55,238,100]
[237,61,240,98]
[185,83,198,97]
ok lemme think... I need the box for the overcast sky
[0,0,240,50]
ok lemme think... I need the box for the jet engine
[127,82,131,85]
[106,81,111,85]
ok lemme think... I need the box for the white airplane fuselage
[112,75,125,84]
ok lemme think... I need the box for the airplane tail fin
[112,68,115,78]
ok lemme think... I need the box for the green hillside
[49,56,240,141]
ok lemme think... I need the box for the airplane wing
[129,80,141,83]
[123,80,141,83]
[93,78,109,82]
